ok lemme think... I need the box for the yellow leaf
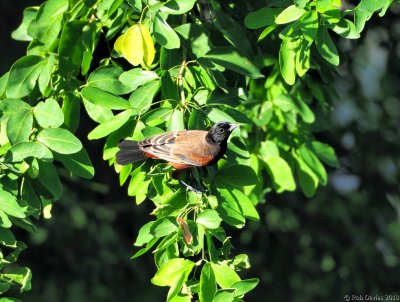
[114,34,125,55]
[122,24,144,66]
[139,24,155,68]
[113,24,155,68]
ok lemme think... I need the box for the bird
[116,122,239,169]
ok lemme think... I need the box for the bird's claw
[180,180,207,194]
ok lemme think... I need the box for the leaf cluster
[0,0,394,300]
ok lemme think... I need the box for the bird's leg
[180,180,205,194]
[179,169,207,193]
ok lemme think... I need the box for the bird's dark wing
[138,130,211,166]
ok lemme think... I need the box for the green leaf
[0,189,26,219]
[81,86,131,110]
[295,41,311,77]
[0,227,17,247]
[330,19,360,39]
[160,0,196,15]
[310,141,339,167]
[299,145,327,185]
[225,137,251,166]
[6,109,33,144]
[81,22,100,75]
[354,0,388,32]
[34,98,64,128]
[188,109,207,130]
[216,164,259,188]
[167,271,186,301]
[257,25,278,41]
[264,156,296,191]
[293,95,315,123]
[37,128,82,154]
[151,217,179,238]
[142,108,173,127]
[294,0,311,8]
[300,11,319,42]
[151,258,195,286]
[231,189,259,221]
[275,5,306,24]
[6,55,45,98]
[294,153,318,197]
[0,210,12,228]
[0,98,30,116]
[129,80,160,114]
[97,0,123,21]
[161,71,179,101]
[55,148,94,179]
[82,97,113,123]
[205,108,236,124]
[214,290,235,302]
[38,55,56,95]
[0,72,9,96]
[27,0,68,47]
[62,91,81,132]
[127,165,151,204]
[167,110,185,132]
[211,263,241,288]
[279,38,297,85]
[58,20,86,76]
[38,160,62,199]
[126,0,142,11]
[199,263,216,302]
[197,210,222,229]
[175,23,213,58]
[316,0,341,13]
[244,7,284,29]
[88,110,132,140]
[216,188,246,228]
[2,267,32,292]
[135,221,156,246]
[213,9,253,58]
[274,94,295,112]
[87,65,133,95]
[232,278,259,297]
[315,27,339,66]
[103,120,134,160]
[131,237,159,259]
[154,14,181,49]
[119,68,159,92]
[205,47,263,79]
[11,7,37,41]
[6,142,52,162]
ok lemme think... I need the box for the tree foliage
[0,0,395,301]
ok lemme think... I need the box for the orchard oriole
[116,122,239,169]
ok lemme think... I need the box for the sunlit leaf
[315,27,339,66]
[37,128,82,154]
[154,14,180,49]
[114,24,155,67]
[275,5,306,24]
[6,55,45,98]
[0,190,26,219]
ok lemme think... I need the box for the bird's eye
[219,128,225,133]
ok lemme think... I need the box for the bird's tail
[116,140,146,165]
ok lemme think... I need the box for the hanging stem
[178,60,187,106]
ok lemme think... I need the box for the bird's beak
[229,123,240,131]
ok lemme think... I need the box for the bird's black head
[206,122,239,144]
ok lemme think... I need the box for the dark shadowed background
[1,1,400,301]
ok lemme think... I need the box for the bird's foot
[180,180,207,194]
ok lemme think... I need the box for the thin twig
[178,60,187,106]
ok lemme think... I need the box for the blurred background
[1,1,400,301]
